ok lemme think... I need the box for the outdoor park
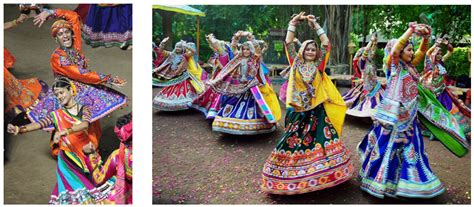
[152,5,471,204]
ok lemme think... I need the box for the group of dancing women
[153,11,470,198]
[5,6,132,204]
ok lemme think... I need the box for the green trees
[152,5,470,76]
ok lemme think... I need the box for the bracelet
[12,19,17,26]
[66,128,73,135]
[362,50,369,58]
[287,24,296,33]
[316,28,325,36]
[19,126,27,134]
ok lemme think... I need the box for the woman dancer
[342,33,385,117]
[261,12,353,195]
[357,23,467,198]
[208,31,280,135]
[421,37,470,138]
[83,113,133,204]
[4,14,48,122]
[188,34,231,119]
[153,38,205,111]
[7,77,111,204]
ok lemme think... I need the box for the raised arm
[231,31,243,55]
[206,34,226,55]
[50,52,111,85]
[443,44,454,62]
[411,35,429,66]
[157,37,171,57]
[4,14,28,30]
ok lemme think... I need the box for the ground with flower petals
[152,85,470,204]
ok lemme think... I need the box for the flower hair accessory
[69,81,77,96]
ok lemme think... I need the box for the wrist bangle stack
[19,126,27,134]
[316,28,325,36]
[66,128,73,135]
[287,24,296,33]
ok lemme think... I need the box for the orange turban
[51,19,72,38]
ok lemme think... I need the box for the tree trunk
[324,5,353,72]
[158,10,175,51]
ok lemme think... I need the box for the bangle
[12,19,17,26]
[66,128,73,135]
[19,126,27,134]
[316,28,325,36]
[288,24,296,33]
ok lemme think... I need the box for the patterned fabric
[85,147,132,204]
[82,4,132,48]
[188,53,229,119]
[153,79,198,111]
[421,60,471,137]
[50,151,114,204]
[261,105,353,195]
[27,78,126,130]
[47,107,110,204]
[343,58,385,117]
[358,120,445,198]
[417,84,469,156]
[208,55,261,96]
[188,86,221,119]
[212,91,276,135]
[153,50,190,87]
[279,80,288,103]
[4,67,48,120]
[374,61,418,132]
[4,47,15,68]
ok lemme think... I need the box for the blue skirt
[82,4,132,48]
[212,91,275,135]
[357,118,445,198]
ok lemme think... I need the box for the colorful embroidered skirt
[49,151,114,204]
[152,72,189,87]
[188,86,221,119]
[417,84,469,157]
[437,90,471,136]
[261,105,353,195]
[27,78,127,130]
[212,91,276,135]
[343,81,384,117]
[153,78,198,111]
[82,4,132,48]
[358,119,445,199]
[4,68,48,121]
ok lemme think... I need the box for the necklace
[64,102,78,110]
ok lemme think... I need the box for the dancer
[261,12,353,195]
[83,113,133,204]
[279,38,302,104]
[343,33,385,117]
[357,23,467,198]
[4,13,48,122]
[28,8,127,131]
[27,8,127,157]
[7,77,111,204]
[153,38,205,111]
[421,37,470,138]
[208,31,280,135]
[188,34,231,119]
